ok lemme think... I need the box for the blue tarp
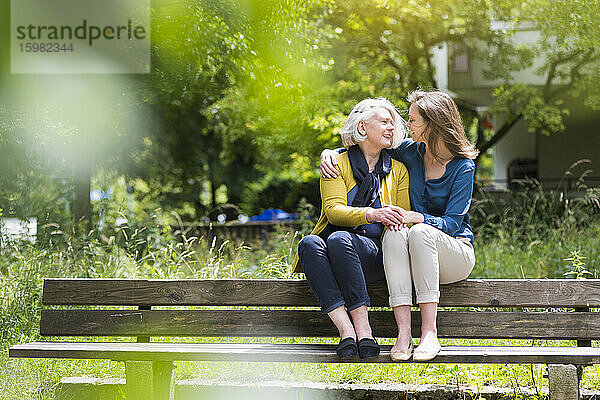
[249,208,297,221]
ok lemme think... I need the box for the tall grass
[471,161,600,243]
[469,163,600,279]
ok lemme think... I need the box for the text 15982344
[19,43,74,52]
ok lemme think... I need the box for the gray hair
[340,97,408,149]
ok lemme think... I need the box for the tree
[280,1,524,149]
[0,0,150,230]
[0,109,70,226]
[474,0,600,165]
[136,0,332,219]
[305,0,600,172]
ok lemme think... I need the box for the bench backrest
[40,279,600,341]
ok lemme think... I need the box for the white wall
[538,116,600,184]
[431,43,448,91]
[493,118,537,187]
[469,30,548,88]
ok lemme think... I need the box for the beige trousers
[382,223,475,306]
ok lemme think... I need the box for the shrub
[471,164,600,241]
[241,172,320,216]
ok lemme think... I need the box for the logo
[15,19,147,47]
[11,0,150,74]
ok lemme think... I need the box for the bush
[471,173,600,241]
[241,172,320,216]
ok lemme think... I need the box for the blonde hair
[340,97,408,149]
[407,90,479,160]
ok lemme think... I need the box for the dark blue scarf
[319,146,392,240]
[347,145,392,207]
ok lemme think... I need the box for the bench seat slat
[42,279,600,308]
[10,342,600,365]
[41,309,600,340]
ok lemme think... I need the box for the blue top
[389,139,475,243]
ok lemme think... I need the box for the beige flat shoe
[390,341,413,361]
[412,332,441,361]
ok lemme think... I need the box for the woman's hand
[368,206,424,230]
[400,210,425,224]
[320,149,340,179]
[366,206,406,227]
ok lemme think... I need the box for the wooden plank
[575,307,593,347]
[42,279,318,307]
[42,279,600,307]
[9,342,600,365]
[137,306,151,344]
[40,309,600,340]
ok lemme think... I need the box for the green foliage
[2,0,599,226]
[137,0,556,219]
[470,163,600,281]
[241,170,320,216]
[492,84,569,136]
[0,249,44,346]
[472,222,600,279]
[0,109,72,226]
[2,1,600,396]
[3,172,600,395]
[472,159,600,242]
[322,0,510,89]
[132,0,334,220]
[522,0,600,50]
[564,250,593,280]
[2,219,600,397]
[478,38,536,83]
[475,0,600,158]
[472,182,600,243]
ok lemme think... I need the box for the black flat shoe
[358,337,380,359]
[337,337,358,359]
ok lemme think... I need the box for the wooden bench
[9,278,600,400]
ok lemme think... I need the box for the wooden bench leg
[125,361,174,400]
[547,364,580,400]
[153,361,175,400]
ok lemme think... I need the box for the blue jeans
[298,231,385,314]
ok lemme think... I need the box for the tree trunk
[475,113,523,165]
[74,165,92,232]
[474,122,485,170]
[407,52,421,91]
[194,196,204,221]
[208,167,217,212]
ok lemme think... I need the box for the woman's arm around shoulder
[319,154,369,226]
[320,154,405,227]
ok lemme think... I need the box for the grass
[473,222,600,279]
[1,211,600,399]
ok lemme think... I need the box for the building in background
[432,22,600,190]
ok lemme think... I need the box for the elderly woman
[293,97,411,359]
[320,90,478,361]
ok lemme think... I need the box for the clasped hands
[365,206,423,231]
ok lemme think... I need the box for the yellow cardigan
[293,151,411,273]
